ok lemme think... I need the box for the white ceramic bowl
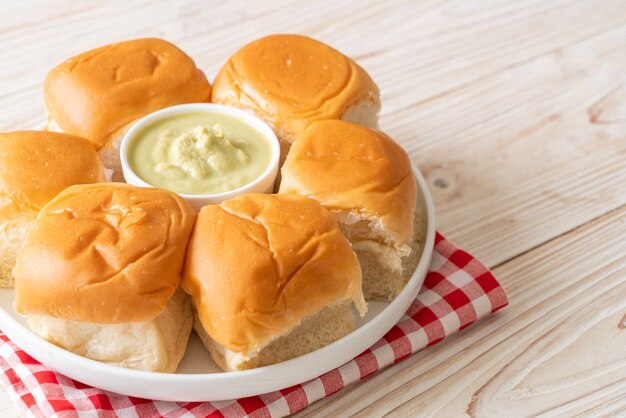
[0,165,435,402]
[119,103,281,210]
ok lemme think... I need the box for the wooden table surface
[1,1,625,416]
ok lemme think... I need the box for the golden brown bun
[44,38,212,150]
[14,183,196,323]
[182,193,366,355]
[211,34,379,145]
[0,130,107,288]
[0,130,106,218]
[279,120,417,246]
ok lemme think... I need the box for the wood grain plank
[299,206,626,417]
[3,0,626,124]
[386,24,626,267]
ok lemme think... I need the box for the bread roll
[182,193,366,371]
[0,130,106,288]
[44,38,212,181]
[13,183,196,372]
[27,288,191,373]
[279,120,421,301]
[211,34,380,173]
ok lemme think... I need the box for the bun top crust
[0,130,106,219]
[14,183,196,323]
[211,34,379,142]
[44,38,212,150]
[182,193,365,354]
[279,120,417,246]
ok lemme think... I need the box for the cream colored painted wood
[0,388,20,418]
[1,1,625,416]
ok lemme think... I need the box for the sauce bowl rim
[119,103,281,201]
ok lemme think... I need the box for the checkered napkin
[0,232,507,418]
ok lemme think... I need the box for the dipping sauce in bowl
[120,104,280,209]
[128,113,273,194]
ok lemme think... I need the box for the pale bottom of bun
[194,301,357,372]
[0,214,35,288]
[98,127,130,182]
[45,116,62,133]
[341,98,381,129]
[26,288,193,372]
[46,117,125,182]
[337,210,424,301]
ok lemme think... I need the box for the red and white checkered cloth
[0,232,507,418]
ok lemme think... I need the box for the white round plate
[0,165,435,402]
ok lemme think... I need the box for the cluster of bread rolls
[3,35,421,373]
